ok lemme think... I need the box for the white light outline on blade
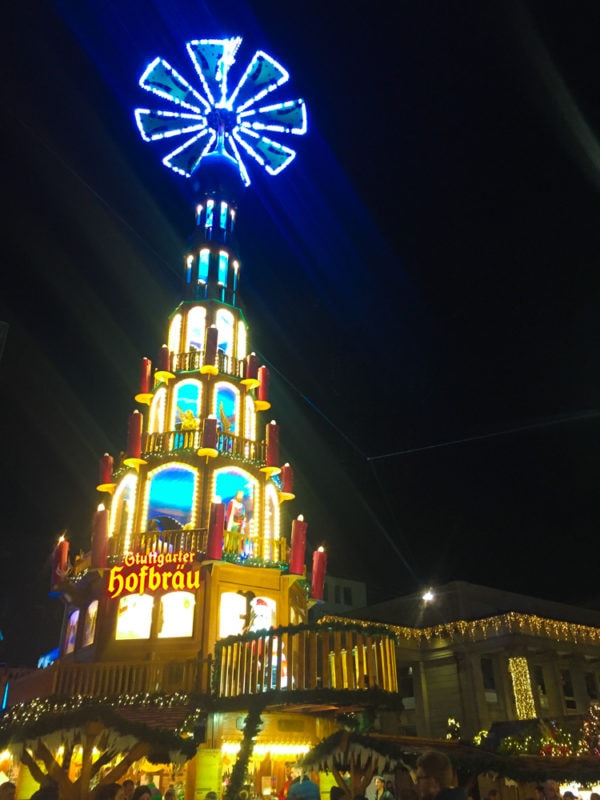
[228,51,289,113]
[139,57,210,114]
[135,109,207,141]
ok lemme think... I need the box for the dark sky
[1,0,599,664]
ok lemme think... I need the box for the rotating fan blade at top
[228,51,289,112]
[139,58,210,113]
[187,37,242,108]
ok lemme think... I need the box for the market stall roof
[300,730,600,784]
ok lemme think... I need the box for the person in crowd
[330,787,345,800]
[414,750,465,800]
[386,782,396,798]
[279,763,295,800]
[287,768,320,800]
[163,788,176,800]
[541,782,561,800]
[95,784,125,800]
[30,781,58,800]
[486,791,499,800]
[374,777,394,800]
[132,787,153,800]
[562,792,576,800]
[0,782,15,800]
[121,780,135,800]
[589,794,600,800]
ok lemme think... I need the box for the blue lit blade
[238,98,307,135]
[233,128,296,175]
[187,38,242,107]
[163,130,215,177]
[139,57,210,113]
[135,109,207,141]
[228,51,289,113]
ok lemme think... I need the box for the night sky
[1,1,599,665]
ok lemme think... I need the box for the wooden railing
[214,624,398,698]
[6,624,397,708]
[120,528,209,557]
[171,350,245,379]
[143,425,265,463]
[107,528,286,565]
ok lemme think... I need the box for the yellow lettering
[108,566,124,599]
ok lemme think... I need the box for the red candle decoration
[206,501,225,560]
[266,420,279,467]
[245,353,258,380]
[311,546,327,600]
[201,325,218,374]
[281,463,294,494]
[51,534,70,590]
[127,410,143,460]
[289,515,307,575]
[140,357,152,394]
[99,453,114,486]
[158,344,170,373]
[91,505,108,569]
[257,365,269,402]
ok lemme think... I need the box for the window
[146,464,197,529]
[198,248,210,283]
[399,666,415,707]
[82,600,98,647]
[187,306,206,352]
[220,201,228,229]
[185,254,193,284]
[481,656,498,703]
[168,313,182,354]
[64,610,79,654]
[115,595,153,640]
[334,585,341,604]
[215,383,238,434]
[158,592,195,638]
[110,474,138,553]
[171,380,201,434]
[149,387,166,433]
[561,669,577,710]
[216,309,234,354]
[237,320,247,360]
[218,250,228,285]
[585,672,598,701]
[205,199,214,230]
[214,467,258,545]
[533,664,548,710]
[343,587,353,606]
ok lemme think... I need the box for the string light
[508,657,537,720]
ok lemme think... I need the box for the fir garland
[224,706,264,800]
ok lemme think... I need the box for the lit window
[237,320,247,360]
[218,251,228,285]
[64,610,79,654]
[82,600,98,647]
[215,383,238,434]
[220,201,228,229]
[185,255,193,284]
[199,249,210,283]
[205,199,214,229]
[146,465,197,529]
[115,594,153,640]
[149,387,166,434]
[158,592,195,638]
[168,313,182,354]
[216,309,234,354]
[187,306,206,351]
[195,204,202,225]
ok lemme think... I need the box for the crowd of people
[0,752,596,800]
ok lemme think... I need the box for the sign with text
[107,551,200,599]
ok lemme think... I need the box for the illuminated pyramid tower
[30,37,398,800]
[51,35,325,665]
